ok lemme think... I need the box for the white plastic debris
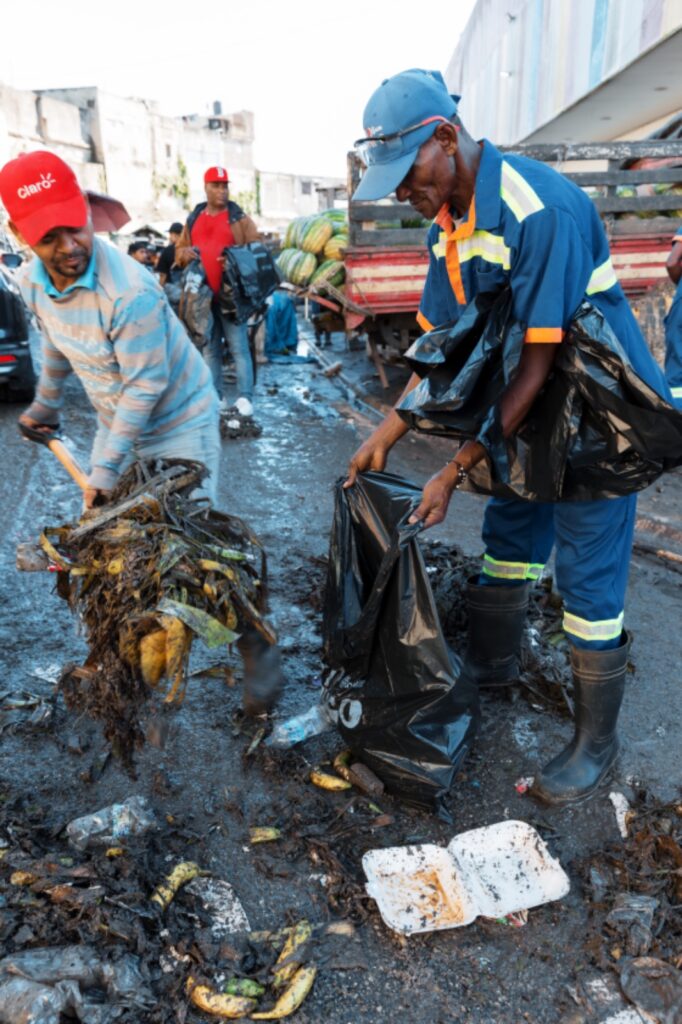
[362,819,570,935]
[609,791,631,839]
[66,796,157,851]
[185,877,250,936]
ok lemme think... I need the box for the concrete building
[258,170,346,233]
[0,82,257,224]
[1,81,341,234]
[446,0,682,143]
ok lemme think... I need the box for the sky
[1,0,476,178]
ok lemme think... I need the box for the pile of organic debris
[0,789,353,1023]
[36,459,274,768]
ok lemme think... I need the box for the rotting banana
[272,919,312,991]
[251,965,317,1019]
[10,870,37,886]
[186,976,257,1018]
[332,750,354,783]
[249,826,281,844]
[310,769,351,791]
[151,860,203,910]
[224,978,266,998]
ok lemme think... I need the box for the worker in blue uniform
[664,225,682,404]
[345,69,676,806]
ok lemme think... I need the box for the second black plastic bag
[397,289,682,501]
[322,471,479,819]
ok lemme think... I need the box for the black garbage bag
[322,471,479,818]
[220,242,281,323]
[397,288,682,502]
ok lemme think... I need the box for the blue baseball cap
[353,69,460,202]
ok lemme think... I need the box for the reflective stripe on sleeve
[671,386,682,398]
[416,310,434,332]
[500,162,544,222]
[563,610,624,642]
[483,555,545,581]
[586,257,618,295]
[525,327,564,344]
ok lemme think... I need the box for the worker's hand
[343,439,389,488]
[408,463,461,529]
[174,246,198,268]
[83,487,112,510]
[18,412,57,434]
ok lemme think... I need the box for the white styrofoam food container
[362,819,570,935]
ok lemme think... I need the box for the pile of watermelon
[277,210,348,289]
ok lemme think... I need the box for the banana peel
[272,919,312,990]
[151,860,204,910]
[187,976,257,1018]
[139,629,167,687]
[310,769,351,792]
[251,965,317,1019]
[332,750,354,784]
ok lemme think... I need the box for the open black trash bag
[397,288,682,502]
[322,471,479,818]
[221,242,281,323]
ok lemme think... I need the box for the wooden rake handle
[18,421,90,492]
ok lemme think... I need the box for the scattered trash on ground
[66,795,157,850]
[220,409,263,439]
[363,819,570,934]
[610,791,634,839]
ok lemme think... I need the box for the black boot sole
[530,748,619,806]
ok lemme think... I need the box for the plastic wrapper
[65,795,156,851]
[322,472,479,818]
[397,289,682,502]
[0,946,152,1023]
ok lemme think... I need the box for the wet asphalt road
[0,323,680,1023]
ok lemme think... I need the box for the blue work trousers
[205,305,254,402]
[664,290,682,406]
[480,494,637,649]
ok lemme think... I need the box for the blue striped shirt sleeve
[89,285,171,489]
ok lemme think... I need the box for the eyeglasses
[354,115,453,165]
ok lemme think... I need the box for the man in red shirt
[176,167,259,415]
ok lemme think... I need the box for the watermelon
[323,234,348,261]
[292,216,313,248]
[311,259,345,287]
[276,248,299,278]
[300,217,334,255]
[288,250,317,286]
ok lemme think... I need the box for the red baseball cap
[204,165,229,183]
[0,150,88,246]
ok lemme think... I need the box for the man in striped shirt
[346,69,675,807]
[0,151,220,507]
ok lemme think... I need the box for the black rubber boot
[460,578,529,688]
[532,632,629,805]
[238,631,282,718]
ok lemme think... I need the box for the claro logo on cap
[17,172,56,199]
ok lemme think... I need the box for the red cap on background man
[0,151,88,245]
[204,166,229,183]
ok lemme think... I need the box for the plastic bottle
[66,795,157,850]
[265,702,334,749]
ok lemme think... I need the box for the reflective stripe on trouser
[664,294,682,408]
[480,494,637,649]
[91,407,221,505]
[482,554,545,580]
